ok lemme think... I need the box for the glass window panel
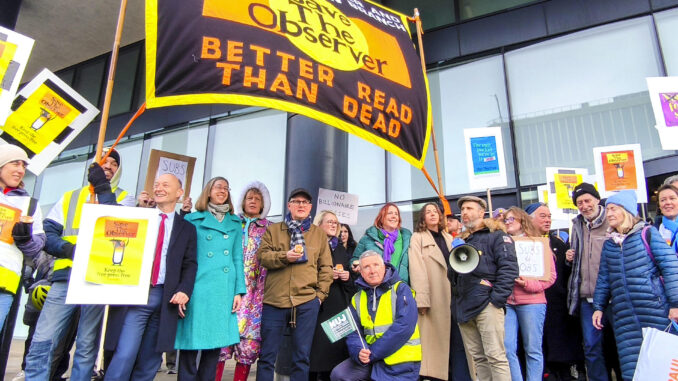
[434,56,516,195]
[147,123,209,203]
[348,134,385,206]
[381,0,455,30]
[655,8,678,76]
[38,159,87,215]
[210,110,287,216]
[110,47,140,116]
[23,172,37,196]
[112,139,143,196]
[506,17,665,186]
[459,0,537,20]
[56,69,74,86]
[73,58,106,108]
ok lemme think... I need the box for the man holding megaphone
[451,196,519,381]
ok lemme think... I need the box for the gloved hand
[61,242,76,259]
[12,221,33,244]
[88,163,111,194]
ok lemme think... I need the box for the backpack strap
[641,225,654,263]
[27,197,38,217]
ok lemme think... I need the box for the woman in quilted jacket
[592,190,678,380]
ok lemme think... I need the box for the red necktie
[151,213,168,286]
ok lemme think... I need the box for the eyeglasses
[213,185,231,191]
[504,217,516,224]
[324,220,339,226]
[289,199,311,206]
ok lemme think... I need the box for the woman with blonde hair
[309,210,354,380]
[503,206,556,381]
[175,176,246,380]
[592,190,678,380]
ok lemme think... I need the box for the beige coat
[409,230,453,380]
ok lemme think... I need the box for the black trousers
[178,348,220,381]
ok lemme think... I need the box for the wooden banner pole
[410,9,449,218]
[93,0,129,372]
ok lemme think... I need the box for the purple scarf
[381,229,399,263]
[328,236,339,251]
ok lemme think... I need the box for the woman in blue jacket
[592,190,678,380]
[175,177,246,380]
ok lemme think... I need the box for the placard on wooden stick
[512,236,552,281]
[144,149,196,202]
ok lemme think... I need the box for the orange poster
[0,203,21,244]
[601,150,637,192]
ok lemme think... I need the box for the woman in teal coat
[351,202,412,284]
[175,177,246,380]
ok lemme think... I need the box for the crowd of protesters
[1,142,678,381]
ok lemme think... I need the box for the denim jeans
[25,281,104,381]
[580,300,609,381]
[0,292,13,330]
[257,299,320,381]
[504,303,546,381]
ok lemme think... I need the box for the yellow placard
[0,203,21,244]
[554,173,583,210]
[2,83,80,154]
[85,217,149,286]
[605,153,628,164]
[0,40,18,86]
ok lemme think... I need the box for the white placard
[316,188,359,226]
[593,144,647,203]
[647,77,678,151]
[513,237,551,280]
[0,69,99,175]
[66,204,161,305]
[156,156,189,188]
[0,26,34,125]
[463,127,508,191]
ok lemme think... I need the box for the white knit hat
[0,144,29,168]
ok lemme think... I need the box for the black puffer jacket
[451,219,519,323]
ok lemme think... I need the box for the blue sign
[470,136,499,175]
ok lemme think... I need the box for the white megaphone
[449,238,480,274]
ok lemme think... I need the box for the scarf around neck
[208,202,230,222]
[380,228,399,263]
[241,214,259,243]
[663,216,678,249]
[285,212,311,263]
[328,236,339,251]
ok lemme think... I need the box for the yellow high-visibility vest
[351,281,421,365]
[53,186,128,272]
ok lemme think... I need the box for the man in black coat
[452,196,518,381]
[104,174,197,381]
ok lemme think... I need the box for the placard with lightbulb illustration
[593,144,647,204]
[0,69,98,175]
[66,204,160,305]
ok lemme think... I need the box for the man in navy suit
[104,173,197,381]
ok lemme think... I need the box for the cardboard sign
[0,26,34,125]
[647,77,678,150]
[316,188,359,226]
[463,127,508,191]
[321,307,359,343]
[593,144,647,203]
[0,69,99,175]
[144,149,197,202]
[0,203,21,244]
[66,204,160,305]
[512,236,552,280]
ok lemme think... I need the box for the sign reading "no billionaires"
[145,0,432,168]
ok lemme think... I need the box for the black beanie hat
[571,182,600,204]
[104,148,120,166]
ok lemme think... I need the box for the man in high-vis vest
[331,250,421,381]
[0,145,45,333]
[25,148,135,381]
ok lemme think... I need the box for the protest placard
[463,127,507,191]
[593,144,647,203]
[647,77,678,150]
[321,307,359,344]
[0,26,34,125]
[66,204,160,305]
[512,236,552,280]
[316,188,359,225]
[0,69,99,175]
[0,203,21,244]
[144,149,196,201]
